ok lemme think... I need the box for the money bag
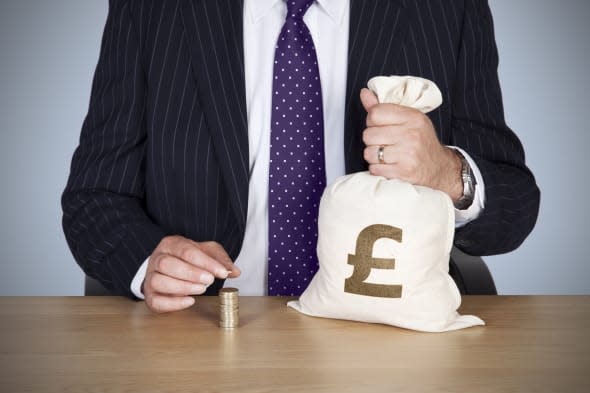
[287,76,484,332]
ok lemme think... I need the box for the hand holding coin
[142,235,241,313]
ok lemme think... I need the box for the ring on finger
[377,145,386,164]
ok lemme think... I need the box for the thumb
[198,241,241,278]
[360,88,379,112]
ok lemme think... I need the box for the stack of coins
[219,287,239,328]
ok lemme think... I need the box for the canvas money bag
[288,76,484,332]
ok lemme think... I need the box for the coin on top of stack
[219,287,239,328]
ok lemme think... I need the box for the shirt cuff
[447,146,486,228]
[130,258,150,300]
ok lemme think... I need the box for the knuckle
[367,108,379,126]
[150,297,164,313]
[148,273,161,291]
[202,241,220,250]
[159,235,181,252]
[142,274,152,293]
[155,255,170,271]
[160,236,174,248]
[144,273,153,289]
[156,255,171,273]
[362,128,373,145]
[146,295,158,312]
[179,246,196,263]
[147,253,159,269]
[171,235,186,247]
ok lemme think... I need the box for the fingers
[145,293,195,314]
[152,253,214,286]
[363,145,399,165]
[159,236,229,279]
[362,125,408,147]
[360,88,379,111]
[144,236,240,314]
[198,241,242,278]
[367,150,420,181]
[365,144,420,180]
[152,253,215,285]
[368,164,403,180]
[365,102,425,128]
[360,88,450,190]
[146,271,207,296]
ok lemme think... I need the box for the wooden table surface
[0,296,589,393]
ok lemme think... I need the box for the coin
[218,287,239,328]
[219,288,238,294]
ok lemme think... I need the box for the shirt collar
[247,0,347,25]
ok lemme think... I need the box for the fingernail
[201,272,214,285]
[184,297,195,307]
[192,284,205,294]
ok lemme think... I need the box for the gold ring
[377,145,385,164]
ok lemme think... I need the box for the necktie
[268,0,326,296]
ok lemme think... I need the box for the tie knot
[286,0,314,20]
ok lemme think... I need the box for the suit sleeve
[62,0,165,297]
[451,0,540,255]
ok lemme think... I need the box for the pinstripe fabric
[62,0,246,297]
[62,0,539,298]
[343,0,539,255]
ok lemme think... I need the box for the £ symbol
[344,224,403,298]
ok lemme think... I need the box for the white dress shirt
[130,0,485,298]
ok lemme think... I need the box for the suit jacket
[62,0,540,297]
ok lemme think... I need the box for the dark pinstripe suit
[62,0,540,298]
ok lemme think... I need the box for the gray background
[0,0,589,295]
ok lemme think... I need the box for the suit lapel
[180,0,249,229]
[178,0,410,227]
[344,0,411,173]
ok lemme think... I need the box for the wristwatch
[453,149,476,210]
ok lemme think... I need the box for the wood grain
[0,296,589,393]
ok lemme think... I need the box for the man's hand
[360,88,463,202]
[143,235,241,313]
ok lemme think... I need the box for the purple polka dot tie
[268,0,326,296]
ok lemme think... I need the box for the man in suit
[62,0,539,312]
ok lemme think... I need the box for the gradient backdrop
[1,0,589,295]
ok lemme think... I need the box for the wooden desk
[0,296,588,393]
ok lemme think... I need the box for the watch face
[455,151,475,210]
[455,194,474,210]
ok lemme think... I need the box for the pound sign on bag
[344,224,403,298]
